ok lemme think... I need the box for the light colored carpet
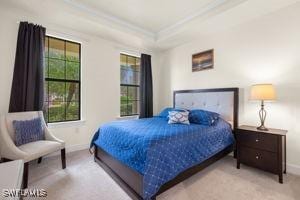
[27,150,300,200]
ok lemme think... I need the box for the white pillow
[168,111,190,125]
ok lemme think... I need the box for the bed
[91,88,239,200]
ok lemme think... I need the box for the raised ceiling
[65,0,248,39]
[1,0,299,50]
[70,0,222,32]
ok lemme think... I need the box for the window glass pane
[120,54,127,67]
[66,62,79,80]
[136,58,140,71]
[49,81,65,102]
[43,102,48,123]
[49,58,65,79]
[66,82,79,102]
[120,54,140,85]
[45,37,49,57]
[121,86,127,100]
[44,57,48,78]
[49,102,66,122]
[66,102,79,120]
[66,42,80,62]
[44,81,48,102]
[121,100,128,116]
[120,69,128,84]
[134,71,139,85]
[121,69,139,85]
[128,86,139,100]
[127,56,137,71]
[128,100,138,115]
[136,101,140,114]
[49,38,65,59]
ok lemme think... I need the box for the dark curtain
[9,22,46,112]
[139,54,153,118]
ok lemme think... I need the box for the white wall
[0,7,160,152]
[157,3,300,173]
[1,0,299,174]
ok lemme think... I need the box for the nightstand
[236,125,287,183]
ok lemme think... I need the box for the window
[120,54,140,116]
[44,36,81,123]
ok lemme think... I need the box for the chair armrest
[0,117,28,160]
[44,128,65,146]
[39,112,65,146]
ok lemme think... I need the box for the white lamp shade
[250,84,276,101]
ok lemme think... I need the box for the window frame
[120,53,140,117]
[44,35,81,123]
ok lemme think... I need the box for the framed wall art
[192,49,214,72]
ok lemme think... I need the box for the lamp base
[257,100,269,131]
[257,125,269,131]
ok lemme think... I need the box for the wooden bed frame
[94,88,239,200]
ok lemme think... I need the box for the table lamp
[250,84,276,131]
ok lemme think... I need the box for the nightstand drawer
[237,130,278,152]
[239,146,278,174]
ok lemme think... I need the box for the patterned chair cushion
[12,118,44,146]
[168,111,190,125]
[189,109,220,126]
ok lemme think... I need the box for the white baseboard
[45,143,89,158]
[66,143,90,153]
[287,163,300,176]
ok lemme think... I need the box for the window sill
[47,120,86,129]
[116,115,139,120]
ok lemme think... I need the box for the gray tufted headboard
[173,88,239,131]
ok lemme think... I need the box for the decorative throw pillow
[189,109,220,126]
[168,111,190,125]
[13,118,44,146]
[158,107,188,119]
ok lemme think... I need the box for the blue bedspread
[91,117,234,199]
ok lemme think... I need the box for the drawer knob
[256,156,259,159]
[255,139,259,142]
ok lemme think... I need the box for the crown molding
[63,0,240,42]
[157,0,231,39]
[63,0,156,40]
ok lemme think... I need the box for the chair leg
[61,148,66,169]
[37,157,42,164]
[22,162,29,189]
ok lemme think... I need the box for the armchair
[0,111,66,188]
